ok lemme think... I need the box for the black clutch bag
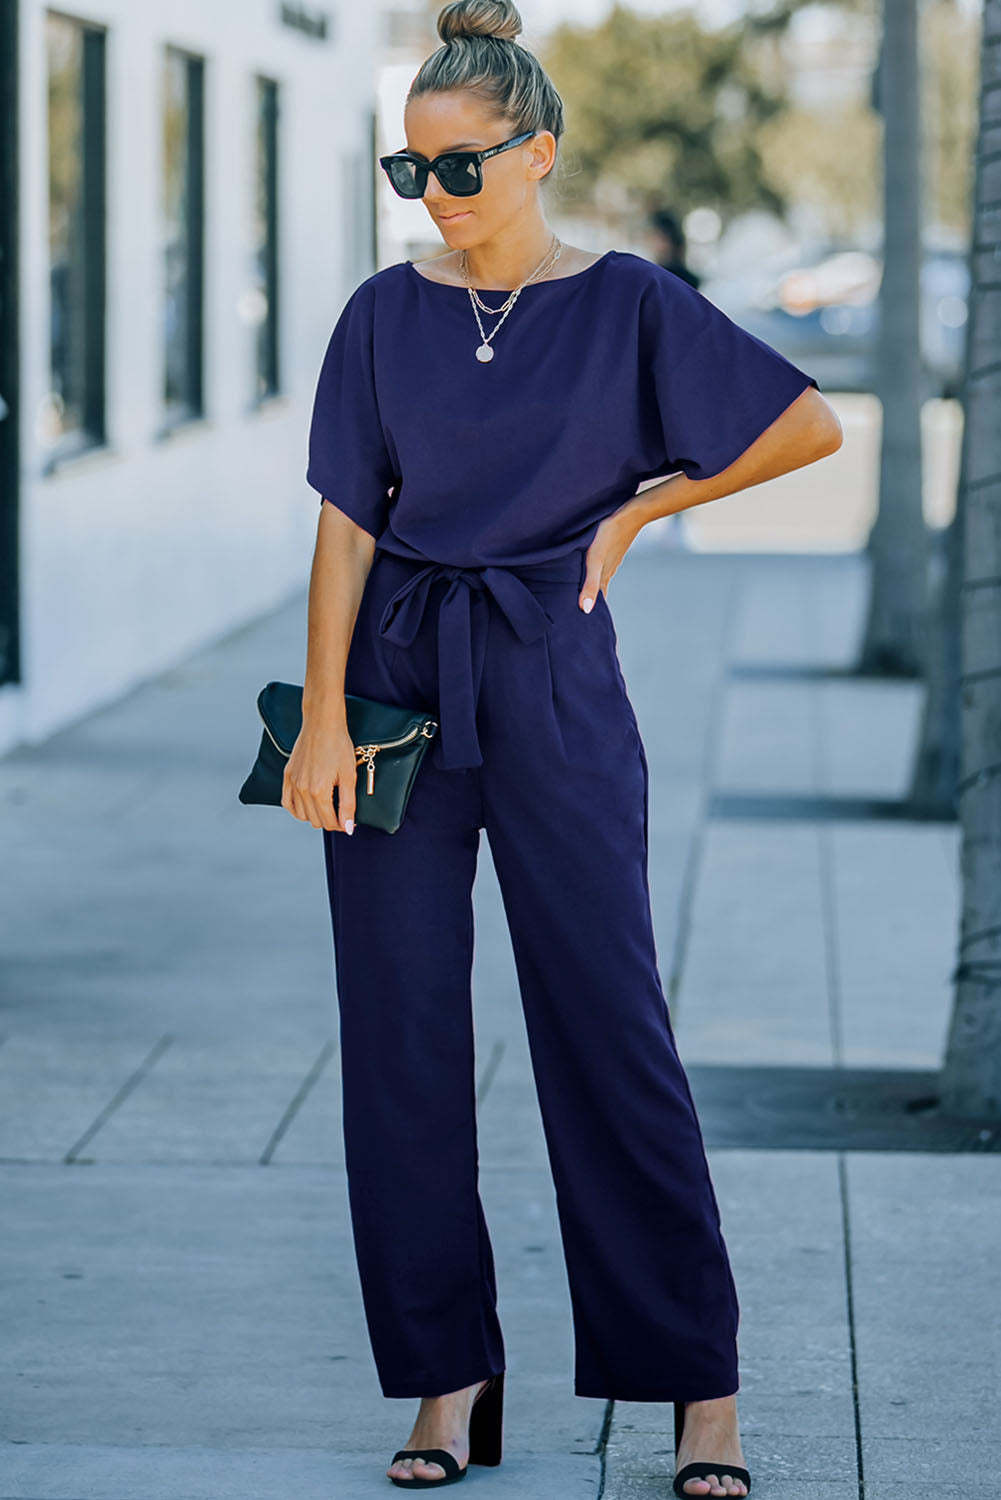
[238,680,438,834]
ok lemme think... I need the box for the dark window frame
[0,0,20,684]
[160,45,205,433]
[253,75,280,405]
[43,9,107,474]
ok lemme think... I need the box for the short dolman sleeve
[305,279,398,540]
[639,268,819,483]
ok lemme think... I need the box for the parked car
[701,246,969,399]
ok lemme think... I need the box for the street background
[3,0,994,1494]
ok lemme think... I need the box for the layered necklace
[460,236,563,363]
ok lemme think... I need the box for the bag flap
[256,681,434,756]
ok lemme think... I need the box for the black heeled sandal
[388,1371,505,1488]
[672,1400,752,1498]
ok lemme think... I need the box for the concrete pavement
[1,539,992,1499]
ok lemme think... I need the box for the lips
[440,211,471,221]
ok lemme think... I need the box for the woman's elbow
[803,390,844,461]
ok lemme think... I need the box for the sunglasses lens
[383,158,424,198]
[435,155,480,195]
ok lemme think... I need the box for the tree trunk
[858,0,931,676]
[938,0,1001,1117]
[909,486,963,816]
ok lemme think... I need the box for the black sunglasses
[379,130,537,199]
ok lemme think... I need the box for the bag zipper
[260,713,435,795]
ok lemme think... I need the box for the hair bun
[437,0,523,44]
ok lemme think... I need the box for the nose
[423,168,452,200]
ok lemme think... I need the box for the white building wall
[1,0,381,752]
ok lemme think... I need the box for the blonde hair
[408,1,565,186]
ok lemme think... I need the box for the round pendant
[475,342,494,362]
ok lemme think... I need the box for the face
[401,91,555,246]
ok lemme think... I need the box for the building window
[45,11,106,461]
[1,0,21,685]
[162,47,204,426]
[253,77,280,401]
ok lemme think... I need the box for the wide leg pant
[321,545,740,1401]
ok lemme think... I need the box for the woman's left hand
[578,502,643,613]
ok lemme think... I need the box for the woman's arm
[578,387,843,611]
[627,385,843,530]
[282,500,375,834]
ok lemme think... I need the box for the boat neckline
[406,248,616,292]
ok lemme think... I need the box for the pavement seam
[476,1036,505,1106]
[837,1151,866,1500]
[259,1038,336,1164]
[593,1396,615,1498]
[63,1034,173,1163]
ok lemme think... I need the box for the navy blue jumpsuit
[305,250,818,1402]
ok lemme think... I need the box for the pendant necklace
[460,237,563,363]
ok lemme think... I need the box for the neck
[460,231,560,290]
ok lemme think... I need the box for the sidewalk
[1,541,993,1499]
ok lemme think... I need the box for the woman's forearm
[301,501,375,729]
[621,386,843,533]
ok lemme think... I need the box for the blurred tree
[756,100,879,242]
[909,1,981,816]
[858,0,929,677]
[938,0,1001,1119]
[856,0,977,704]
[759,0,977,242]
[534,0,975,246]
[923,0,980,240]
[539,4,797,227]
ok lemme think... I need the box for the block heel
[467,1370,504,1466]
[387,1372,505,1488]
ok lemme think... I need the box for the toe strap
[391,1448,462,1478]
[673,1459,751,1495]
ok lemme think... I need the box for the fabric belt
[376,550,584,771]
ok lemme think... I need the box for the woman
[285,1,842,1493]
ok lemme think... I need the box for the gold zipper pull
[356,745,378,795]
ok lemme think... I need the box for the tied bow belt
[376,549,586,771]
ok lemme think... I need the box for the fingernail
[581,596,594,613]
[345,819,355,835]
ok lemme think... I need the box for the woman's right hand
[281,716,358,834]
